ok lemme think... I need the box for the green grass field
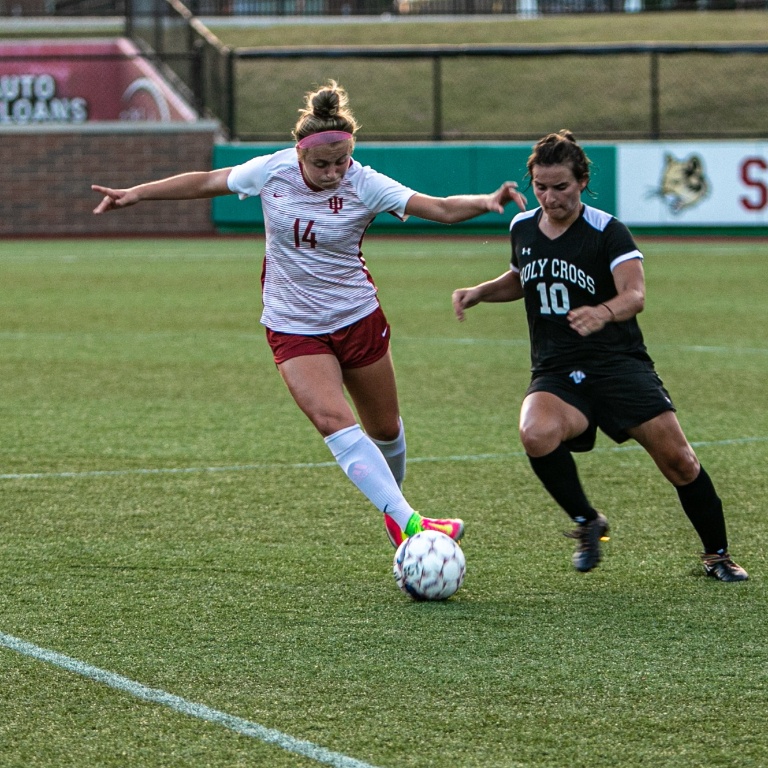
[1,235,766,767]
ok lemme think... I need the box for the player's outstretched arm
[452,270,523,321]
[92,168,233,214]
[405,182,527,224]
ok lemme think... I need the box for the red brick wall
[0,124,219,236]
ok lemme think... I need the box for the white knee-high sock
[325,424,414,529]
[371,418,407,489]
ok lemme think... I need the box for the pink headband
[296,130,354,150]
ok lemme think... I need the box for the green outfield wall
[212,143,617,233]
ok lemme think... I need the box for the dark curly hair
[526,130,592,186]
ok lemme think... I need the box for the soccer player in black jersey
[452,130,748,582]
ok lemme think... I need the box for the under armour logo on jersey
[522,247,532,256]
[328,196,344,214]
[569,370,586,384]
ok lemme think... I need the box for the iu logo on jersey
[328,196,344,214]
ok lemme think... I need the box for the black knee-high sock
[528,443,597,524]
[675,465,728,554]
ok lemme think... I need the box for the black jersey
[510,204,652,374]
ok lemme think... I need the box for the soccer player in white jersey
[452,130,748,582]
[92,80,526,549]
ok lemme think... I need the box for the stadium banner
[212,143,617,232]
[0,38,197,125]
[617,142,768,227]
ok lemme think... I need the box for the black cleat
[701,553,749,582]
[565,513,610,572]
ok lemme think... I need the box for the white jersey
[227,147,417,334]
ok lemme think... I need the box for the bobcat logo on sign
[652,153,710,214]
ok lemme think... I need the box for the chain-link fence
[123,0,768,142]
[223,43,768,141]
[5,0,767,140]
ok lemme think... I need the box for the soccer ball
[393,530,466,601]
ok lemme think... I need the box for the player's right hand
[91,185,138,214]
[452,287,480,322]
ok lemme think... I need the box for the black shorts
[526,358,676,452]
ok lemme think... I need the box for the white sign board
[617,142,768,226]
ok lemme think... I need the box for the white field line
[2,331,768,356]
[2,437,766,760]
[0,632,381,768]
[399,337,768,354]
[1,436,766,483]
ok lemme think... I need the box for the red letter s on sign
[740,157,768,211]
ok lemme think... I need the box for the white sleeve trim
[509,208,538,231]
[610,250,643,272]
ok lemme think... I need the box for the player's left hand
[489,182,527,214]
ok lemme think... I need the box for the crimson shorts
[526,357,676,452]
[265,305,391,369]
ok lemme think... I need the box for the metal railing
[45,0,768,15]
[114,0,768,140]
[6,0,765,140]
[224,41,768,141]
[126,0,232,122]
[51,0,127,14]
